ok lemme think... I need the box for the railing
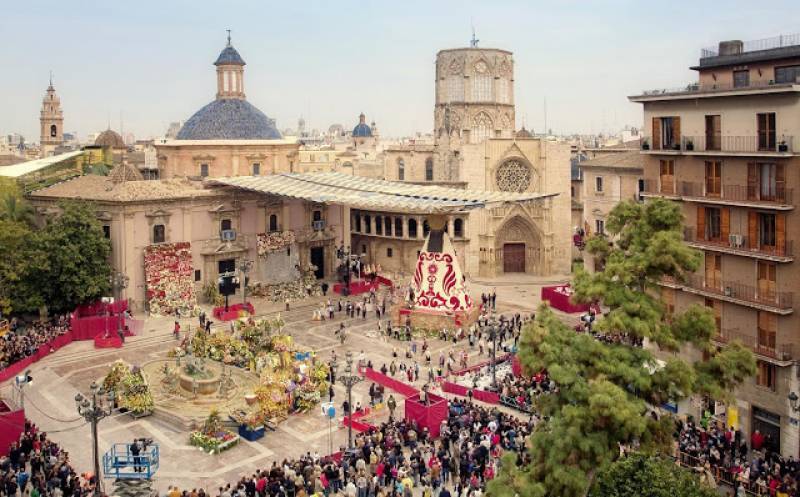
[701,33,800,58]
[681,273,794,310]
[640,178,677,196]
[635,79,799,98]
[681,135,793,154]
[676,181,793,205]
[683,226,793,258]
[711,329,794,361]
[676,451,767,496]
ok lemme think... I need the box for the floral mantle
[256,231,295,257]
[144,242,197,316]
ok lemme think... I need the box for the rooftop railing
[640,135,794,154]
[701,33,800,58]
[636,79,799,98]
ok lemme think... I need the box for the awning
[208,172,556,214]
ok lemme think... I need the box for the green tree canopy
[488,198,755,497]
[589,454,718,497]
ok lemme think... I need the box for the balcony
[639,135,794,156]
[676,181,793,209]
[680,273,793,314]
[683,227,793,262]
[629,80,800,102]
[712,329,795,364]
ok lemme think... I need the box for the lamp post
[334,351,362,451]
[109,271,129,339]
[75,382,114,497]
[240,259,254,305]
[789,391,799,412]
[488,314,499,391]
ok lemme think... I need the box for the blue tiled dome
[352,122,372,137]
[215,45,245,66]
[176,99,282,140]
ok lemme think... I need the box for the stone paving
[0,276,577,494]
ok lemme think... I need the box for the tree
[0,180,34,226]
[589,454,718,497]
[488,198,755,497]
[35,201,112,313]
[0,219,46,315]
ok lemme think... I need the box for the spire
[226,29,231,47]
[48,70,53,89]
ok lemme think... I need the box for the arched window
[423,219,430,237]
[153,224,165,244]
[425,158,434,181]
[364,215,372,234]
[50,124,57,137]
[471,61,492,102]
[408,218,417,238]
[394,217,403,237]
[496,78,509,104]
[269,214,278,232]
[446,75,464,103]
[454,218,464,238]
[471,113,492,144]
[397,158,405,180]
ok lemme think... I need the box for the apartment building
[630,34,800,456]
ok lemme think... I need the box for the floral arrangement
[118,367,154,415]
[103,360,130,392]
[144,242,197,316]
[230,409,267,430]
[294,381,322,412]
[189,410,239,454]
[256,231,296,256]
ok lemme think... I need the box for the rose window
[495,160,532,192]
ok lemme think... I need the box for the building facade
[39,79,64,158]
[630,34,800,456]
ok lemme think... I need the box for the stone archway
[494,215,542,275]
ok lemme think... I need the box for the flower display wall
[256,231,295,257]
[144,242,197,316]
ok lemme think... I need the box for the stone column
[417,216,424,239]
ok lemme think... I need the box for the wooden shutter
[777,213,786,254]
[672,117,681,144]
[652,117,661,150]
[721,208,730,242]
[747,162,758,200]
[776,164,786,202]
[697,206,706,240]
[748,211,758,249]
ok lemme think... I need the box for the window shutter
[652,118,661,150]
[747,162,758,200]
[721,208,730,241]
[672,116,681,144]
[777,213,786,254]
[776,164,786,202]
[748,211,758,249]
[697,206,706,240]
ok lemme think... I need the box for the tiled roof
[176,99,282,140]
[30,175,215,202]
[578,150,644,170]
[352,123,372,137]
[214,45,245,66]
[209,171,556,214]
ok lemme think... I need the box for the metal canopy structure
[209,172,556,214]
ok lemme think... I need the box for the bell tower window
[50,125,57,137]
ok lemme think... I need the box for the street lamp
[75,381,114,497]
[334,351,362,451]
[789,391,799,412]
[488,314,499,391]
[109,271,129,340]
[240,259,254,305]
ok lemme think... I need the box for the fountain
[179,356,220,395]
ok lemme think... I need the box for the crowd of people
[178,399,529,497]
[1,420,91,497]
[0,316,71,372]
[676,417,800,496]
[497,369,553,414]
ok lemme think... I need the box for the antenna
[49,70,53,87]
[470,23,479,48]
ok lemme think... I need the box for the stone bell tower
[40,74,64,157]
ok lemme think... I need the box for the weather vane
[226,29,231,46]
[470,24,479,48]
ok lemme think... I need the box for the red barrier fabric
[70,315,119,340]
[450,353,511,377]
[0,407,25,456]
[73,300,128,318]
[342,407,375,432]
[540,285,589,313]
[363,368,419,397]
[404,393,448,437]
[333,277,393,296]
[512,355,522,377]
[441,381,500,405]
[94,334,123,348]
[213,302,255,321]
[0,331,75,384]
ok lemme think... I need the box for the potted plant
[641,139,650,151]
[778,139,789,152]
[684,139,694,151]
[672,142,681,151]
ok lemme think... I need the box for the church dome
[352,113,372,137]
[215,45,246,66]
[95,129,126,149]
[515,127,533,139]
[176,99,282,140]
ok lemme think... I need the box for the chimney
[718,40,744,56]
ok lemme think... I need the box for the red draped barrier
[0,331,74,384]
[342,407,375,432]
[363,368,419,397]
[405,393,448,437]
[333,276,393,296]
[512,355,522,377]
[0,405,25,456]
[441,381,500,405]
[213,302,255,321]
[74,300,127,318]
[450,353,511,377]
[94,334,123,348]
[540,285,589,313]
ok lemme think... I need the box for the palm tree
[0,193,34,225]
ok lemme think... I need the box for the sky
[1,0,799,142]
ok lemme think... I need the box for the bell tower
[215,30,246,100]
[40,74,64,157]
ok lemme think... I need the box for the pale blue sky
[1,0,798,142]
